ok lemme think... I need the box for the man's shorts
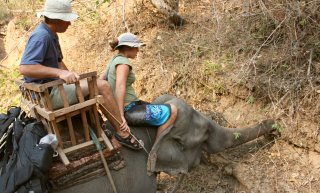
[50,84,78,110]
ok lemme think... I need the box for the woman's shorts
[124,101,171,127]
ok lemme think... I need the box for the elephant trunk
[204,119,275,154]
[228,119,275,148]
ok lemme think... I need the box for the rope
[98,103,149,154]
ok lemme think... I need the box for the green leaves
[95,0,109,7]
[272,123,284,133]
[233,132,241,140]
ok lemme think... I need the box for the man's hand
[58,70,80,84]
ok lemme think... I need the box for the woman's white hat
[37,0,79,21]
[115,33,146,49]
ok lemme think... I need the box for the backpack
[0,107,54,193]
[0,106,22,164]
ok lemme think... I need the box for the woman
[102,33,177,150]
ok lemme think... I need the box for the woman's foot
[110,136,122,149]
[115,132,143,150]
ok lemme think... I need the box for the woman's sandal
[115,133,143,150]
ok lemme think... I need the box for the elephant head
[148,94,275,175]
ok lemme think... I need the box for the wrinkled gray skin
[54,127,158,193]
[54,94,275,193]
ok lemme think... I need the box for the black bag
[0,107,21,167]
[0,107,21,139]
[0,108,53,193]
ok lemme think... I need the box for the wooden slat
[27,91,36,104]
[81,110,90,141]
[55,106,92,122]
[93,106,102,137]
[40,92,48,109]
[56,110,81,123]
[92,75,99,96]
[75,82,84,103]
[57,147,70,165]
[26,90,32,102]
[19,72,97,92]
[53,98,97,118]
[88,109,96,132]
[20,98,37,118]
[44,89,53,111]
[75,81,90,141]
[51,120,63,148]
[35,92,41,106]
[58,85,70,107]
[34,106,54,120]
[63,138,104,154]
[21,81,53,92]
[87,78,94,99]
[42,119,52,133]
[66,115,77,146]
[101,132,114,151]
[39,72,97,92]
[96,95,104,104]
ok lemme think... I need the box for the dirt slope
[1,0,320,192]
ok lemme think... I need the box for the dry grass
[1,0,320,192]
[0,1,10,22]
[62,0,320,150]
[208,0,320,151]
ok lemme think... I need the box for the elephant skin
[53,94,275,193]
[53,126,158,193]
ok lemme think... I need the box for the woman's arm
[100,69,107,80]
[115,64,130,117]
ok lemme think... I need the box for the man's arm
[20,64,79,84]
[59,61,69,70]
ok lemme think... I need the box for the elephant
[53,94,276,193]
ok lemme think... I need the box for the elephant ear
[147,125,188,175]
[148,96,210,175]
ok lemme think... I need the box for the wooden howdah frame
[16,72,114,165]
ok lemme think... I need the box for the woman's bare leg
[156,104,177,139]
[96,80,130,136]
[79,79,128,148]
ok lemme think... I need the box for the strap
[0,127,14,175]
[89,126,102,151]
[0,107,21,137]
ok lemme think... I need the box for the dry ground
[1,0,320,192]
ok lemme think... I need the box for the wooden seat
[16,72,113,165]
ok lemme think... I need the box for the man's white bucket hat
[115,33,146,49]
[37,0,78,22]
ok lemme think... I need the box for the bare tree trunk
[150,0,185,26]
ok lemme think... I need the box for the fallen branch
[0,21,39,66]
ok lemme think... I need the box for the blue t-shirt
[20,22,63,83]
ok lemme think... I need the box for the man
[19,0,141,150]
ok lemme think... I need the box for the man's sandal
[115,133,143,150]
